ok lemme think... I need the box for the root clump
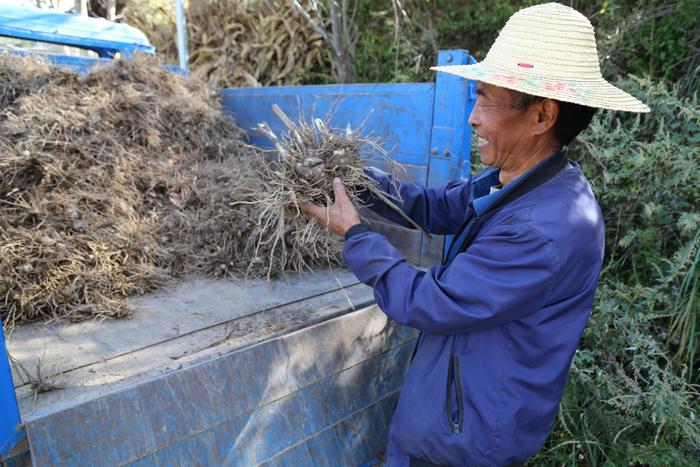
[0,55,283,329]
[253,105,399,277]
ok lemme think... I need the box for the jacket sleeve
[361,167,473,235]
[342,224,559,334]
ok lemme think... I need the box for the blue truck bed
[8,271,416,465]
[0,8,476,463]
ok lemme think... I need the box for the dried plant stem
[251,105,404,278]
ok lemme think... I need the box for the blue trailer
[0,5,476,465]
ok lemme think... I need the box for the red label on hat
[518,63,534,68]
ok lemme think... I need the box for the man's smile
[476,134,490,149]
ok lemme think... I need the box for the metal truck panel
[0,331,22,463]
[220,82,436,183]
[22,305,416,465]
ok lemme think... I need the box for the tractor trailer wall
[1,48,475,464]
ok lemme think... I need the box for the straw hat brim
[432,62,650,113]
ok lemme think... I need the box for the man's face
[468,82,534,169]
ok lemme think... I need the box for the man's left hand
[302,178,360,237]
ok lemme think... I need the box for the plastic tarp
[0,4,154,57]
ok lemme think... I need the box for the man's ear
[531,99,559,136]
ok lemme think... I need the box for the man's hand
[302,178,361,237]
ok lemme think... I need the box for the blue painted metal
[0,4,154,57]
[22,307,417,465]
[0,328,22,459]
[425,50,477,260]
[133,347,410,466]
[220,83,437,184]
[426,50,476,186]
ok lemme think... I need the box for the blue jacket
[343,151,604,465]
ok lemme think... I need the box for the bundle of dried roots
[251,105,417,277]
[0,53,409,330]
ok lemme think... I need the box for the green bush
[575,77,700,283]
[531,78,700,465]
[352,0,699,95]
[533,281,700,465]
[593,0,700,93]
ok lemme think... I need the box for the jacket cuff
[345,223,372,240]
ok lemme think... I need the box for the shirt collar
[472,150,566,217]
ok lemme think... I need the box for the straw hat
[432,2,650,113]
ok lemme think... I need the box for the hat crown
[483,2,602,80]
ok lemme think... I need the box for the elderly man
[304,3,649,466]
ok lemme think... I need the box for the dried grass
[0,53,382,330]
[123,0,331,87]
[0,53,261,330]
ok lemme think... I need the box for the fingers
[332,177,351,206]
[302,202,325,221]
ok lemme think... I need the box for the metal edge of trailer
[0,330,24,465]
[21,305,418,465]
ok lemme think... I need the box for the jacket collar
[472,149,568,218]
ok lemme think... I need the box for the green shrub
[575,77,700,283]
[352,0,698,95]
[594,0,700,93]
[531,78,700,465]
[533,281,700,466]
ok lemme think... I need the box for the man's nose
[468,105,479,128]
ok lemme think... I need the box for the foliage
[352,0,699,95]
[576,77,700,283]
[530,78,700,465]
[591,0,700,94]
[533,281,700,465]
[354,0,438,83]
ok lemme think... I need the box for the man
[304,3,649,465]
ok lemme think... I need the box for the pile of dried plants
[0,53,260,329]
[0,54,391,330]
[124,0,331,87]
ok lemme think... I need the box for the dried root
[10,352,64,406]
[251,105,403,277]
[0,54,407,329]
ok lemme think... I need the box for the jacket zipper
[453,355,464,434]
[446,355,464,434]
